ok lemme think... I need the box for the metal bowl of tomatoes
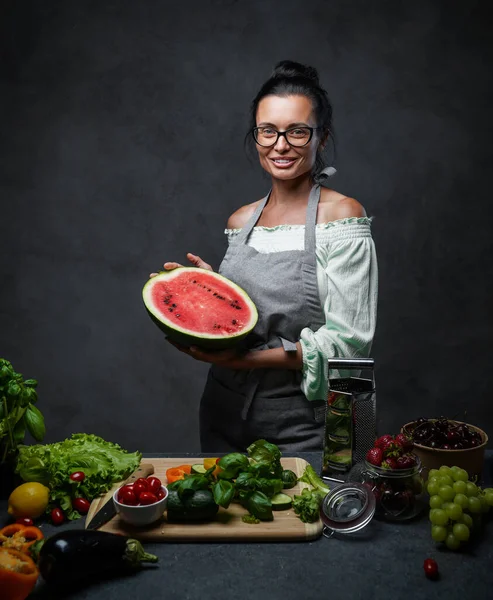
[113,475,168,526]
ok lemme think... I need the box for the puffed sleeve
[299,220,378,401]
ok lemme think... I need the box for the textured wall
[1,0,492,453]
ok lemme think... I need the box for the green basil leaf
[256,477,283,497]
[23,379,38,388]
[243,490,273,521]
[212,479,235,508]
[217,452,250,479]
[178,474,209,499]
[7,383,21,397]
[25,404,46,442]
[234,471,256,492]
[13,415,26,444]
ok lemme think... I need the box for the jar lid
[320,482,375,536]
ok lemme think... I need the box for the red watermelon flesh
[142,267,258,349]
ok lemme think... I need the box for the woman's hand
[149,253,213,278]
[167,341,249,370]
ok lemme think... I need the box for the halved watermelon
[142,268,258,349]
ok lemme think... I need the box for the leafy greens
[15,433,142,520]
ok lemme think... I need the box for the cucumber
[271,492,292,510]
[281,469,298,489]
[191,464,207,474]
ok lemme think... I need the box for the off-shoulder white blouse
[225,217,378,401]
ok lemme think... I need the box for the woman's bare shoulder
[318,187,367,223]
[226,200,261,229]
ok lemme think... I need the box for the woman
[152,60,378,452]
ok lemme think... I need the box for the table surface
[2,452,493,600]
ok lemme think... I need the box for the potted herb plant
[0,358,46,498]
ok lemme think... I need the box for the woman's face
[255,94,321,181]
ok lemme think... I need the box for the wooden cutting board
[85,457,323,542]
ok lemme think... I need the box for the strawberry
[381,457,398,470]
[395,433,414,452]
[396,454,416,469]
[366,447,383,466]
[374,434,394,449]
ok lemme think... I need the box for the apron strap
[234,192,271,245]
[304,184,321,254]
[236,164,337,250]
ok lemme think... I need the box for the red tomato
[69,471,86,482]
[156,489,166,500]
[120,489,138,506]
[16,517,34,526]
[139,492,158,505]
[146,476,162,494]
[117,484,134,502]
[423,558,439,579]
[133,482,148,500]
[72,497,91,514]
[51,508,65,525]
[134,478,149,490]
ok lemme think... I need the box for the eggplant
[33,529,158,585]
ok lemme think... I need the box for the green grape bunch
[427,465,493,551]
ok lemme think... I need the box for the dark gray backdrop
[1,0,492,454]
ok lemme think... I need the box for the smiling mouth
[271,158,297,167]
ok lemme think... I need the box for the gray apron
[199,184,327,453]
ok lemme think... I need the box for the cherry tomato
[51,508,65,525]
[117,484,134,502]
[139,492,158,505]
[134,478,149,490]
[16,517,34,526]
[146,476,162,494]
[120,489,138,506]
[72,497,91,514]
[423,558,439,579]
[133,482,148,500]
[156,489,166,500]
[69,471,86,482]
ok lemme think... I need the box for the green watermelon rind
[142,267,258,350]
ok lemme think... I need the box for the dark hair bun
[272,60,320,86]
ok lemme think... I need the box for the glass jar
[349,457,426,522]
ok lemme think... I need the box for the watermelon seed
[168,308,173,312]
[172,303,176,307]
[232,320,237,325]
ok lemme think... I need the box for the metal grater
[321,358,376,484]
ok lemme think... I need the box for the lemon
[7,482,50,518]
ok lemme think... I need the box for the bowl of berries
[401,418,488,481]
[349,433,426,522]
[113,475,168,526]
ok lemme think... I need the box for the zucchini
[166,489,219,522]
[271,492,293,510]
[191,464,207,474]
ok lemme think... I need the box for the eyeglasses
[252,126,321,148]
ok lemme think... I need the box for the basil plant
[0,358,46,464]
